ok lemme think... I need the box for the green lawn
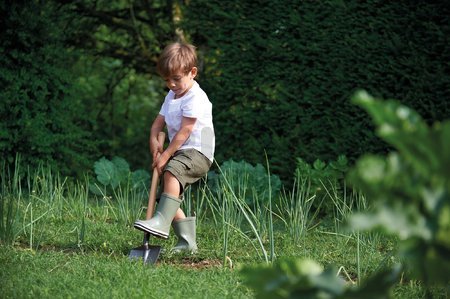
[0,245,249,298]
[0,167,446,299]
[1,215,441,298]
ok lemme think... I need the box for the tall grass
[1,158,60,248]
[27,163,67,219]
[2,154,385,287]
[1,156,147,249]
[318,179,384,285]
[205,160,277,264]
[265,153,275,262]
[0,157,22,245]
[181,179,211,224]
[276,177,319,246]
[320,180,381,246]
[66,177,90,247]
[112,176,145,226]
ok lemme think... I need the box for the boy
[134,42,215,253]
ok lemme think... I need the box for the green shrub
[241,258,400,299]
[348,91,450,291]
[182,1,450,183]
[295,155,349,216]
[0,1,97,176]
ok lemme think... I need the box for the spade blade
[129,244,162,265]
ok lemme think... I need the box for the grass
[0,162,447,298]
[0,246,249,298]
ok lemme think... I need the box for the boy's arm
[150,114,166,161]
[153,116,196,174]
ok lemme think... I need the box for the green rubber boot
[172,217,198,253]
[134,193,181,239]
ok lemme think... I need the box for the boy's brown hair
[157,42,197,78]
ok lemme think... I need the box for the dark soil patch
[172,257,223,269]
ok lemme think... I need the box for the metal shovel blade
[129,244,162,265]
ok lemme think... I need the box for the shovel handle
[145,132,165,220]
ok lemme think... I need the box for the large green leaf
[213,159,281,206]
[131,169,150,191]
[94,157,116,187]
[111,156,130,184]
[93,156,130,189]
[348,203,431,241]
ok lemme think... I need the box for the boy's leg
[163,171,186,222]
[133,171,183,238]
[163,170,180,197]
[133,191,181,238]
[174,209,186,221]
[134,149,210,238]
[171,216,197,253]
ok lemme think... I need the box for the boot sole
[134,222,169,239]
[171,247,198,254]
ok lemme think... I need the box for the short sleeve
[159,97,168,116]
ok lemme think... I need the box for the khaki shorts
[158,149,212,198]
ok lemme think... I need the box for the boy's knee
[163,171,178,185]
[163,170,183,195]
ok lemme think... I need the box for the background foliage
[0,1,96,175]
[1,0,178,175]
[67,0,178,170]
[182,0,450,182]
[1,0,449,183]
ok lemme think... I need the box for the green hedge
[182,0,450,182]
[0,2,96,175]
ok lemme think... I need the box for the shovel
[129,132,165,265]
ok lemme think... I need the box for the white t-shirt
[159,81,215,162]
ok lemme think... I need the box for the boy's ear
[190,67,198,78]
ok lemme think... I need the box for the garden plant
[1,93,448,298]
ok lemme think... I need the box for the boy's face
[164,67,197,98]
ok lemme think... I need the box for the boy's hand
[150,138,163,161]
[152,151,170,176]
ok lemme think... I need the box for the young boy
[134,42,215,253]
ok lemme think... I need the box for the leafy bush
[182,1,450,183]
[241,258,400,299]
[348,91,450,291]
[295,155,349,215]
[295,156,349,186]
[0,1,97,176]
